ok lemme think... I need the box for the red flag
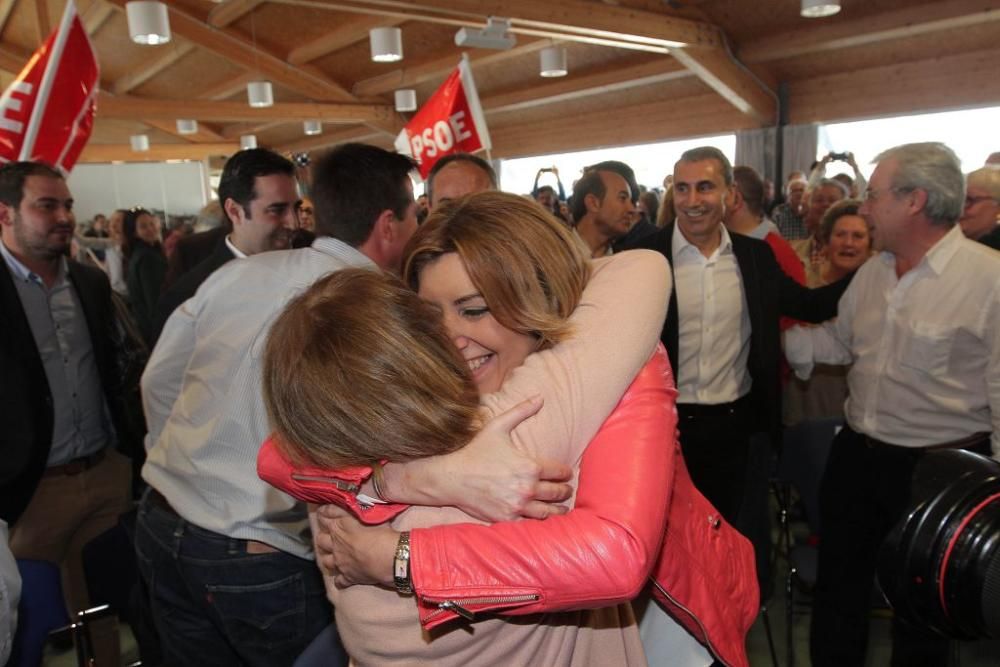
[0,1,99,172]
[396,55,491,179]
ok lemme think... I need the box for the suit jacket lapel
[663,223,680,377]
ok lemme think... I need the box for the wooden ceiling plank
[310,0,721,49]
[287,15,404,65]
[353,38,548,98]
[142,119,228,144]
[741,0,1000,63]
[220,120,285,139]
[104,0,357,103]
[483,57,689,114]
[207,0,266,28]
[98,92,395,124]
[0,43,27,74]
[276,124,385,153]
[196,72,259,101]
[35,0,50,45]
[79,142,240,163]
[111,43,197,95]
[669,47,776,124]
[0,0,18,36]
[81,2,115,36]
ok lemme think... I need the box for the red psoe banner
[396,55,492,178]
[0,1,99,172]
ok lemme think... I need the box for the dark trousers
[677,396,754,526]
[134,491,345,667]
[810,425,952,667]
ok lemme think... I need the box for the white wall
[67,160,210,222]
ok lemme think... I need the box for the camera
[878,449,1000,639]
[829,152,849,161]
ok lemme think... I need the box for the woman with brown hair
[259,191,756,666]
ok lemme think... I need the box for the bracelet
[371,462,388,501]
[394,531,413,595]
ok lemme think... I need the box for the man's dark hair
[732,166,765,217]
[0,161,64,209]
[426,153,497,205]
[312,143,417,246]
[678,147,734,185]
[571,170,607,222]
[586,160,639,204]
[217,149,295,222]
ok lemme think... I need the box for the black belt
[863,431,991,454]
[44,448,106,477]
[144,489,281,554]
[677,394,752,419]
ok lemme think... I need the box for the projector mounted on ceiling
[455,17,516,50]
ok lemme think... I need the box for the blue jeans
[134,491,346,667]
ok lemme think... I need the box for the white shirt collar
[224,234,248,259]
[671,219,733,260]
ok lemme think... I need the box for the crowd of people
[0,138,997,667]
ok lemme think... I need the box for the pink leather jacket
[258,347,759,667]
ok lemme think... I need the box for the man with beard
[0,162,133,624]
[152,149,300,343]
[625,146,850,524]
[571,167,635,258]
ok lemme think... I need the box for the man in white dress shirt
[785,142,1000,667]
[135,144,419,666]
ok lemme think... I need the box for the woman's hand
[314,505,398,588]
[382,396,574,522]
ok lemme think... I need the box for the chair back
[9,559,69,667]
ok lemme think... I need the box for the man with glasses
[784,142,1000,666]
[959,166,1000,250]
[152,148,301,343]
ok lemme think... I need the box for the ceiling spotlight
[126,1,171,45]
[130,134,150,152]
[240,135,258,150]
[394,89,417,112]
[455,17,516,50]
[800,0,841,18]
[370,27,403,63]
[246,81,274,108]
[540,46,567,78]
[176,119,198,135]
[303,120,322,136]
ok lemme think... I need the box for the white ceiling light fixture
[394,89,417,112]
[800,0,841,18]
[130,134,150,152]
[240,135,258,150]
[176,119,198,135]
[246,80,274,108]
[539,46,567,78]
[454,17,516,50]
[303,120,322,136]
[370,27,403,62]
[126,1,171,45]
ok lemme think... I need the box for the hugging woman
[259,192,757,666]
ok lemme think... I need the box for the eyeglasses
[965,195,998,209]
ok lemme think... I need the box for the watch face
[395,559,408,579]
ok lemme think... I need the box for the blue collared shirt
[1,241,111,465]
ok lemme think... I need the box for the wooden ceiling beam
[220,120,285,140]
[308,0,720,49]
[34,0,50,45]
[353,38,548,98]
[195,72,259,101]
[276,124,386,153]
[207,0,266,28]
[741,0,1000,63]
[79,142,240,163]
[0,43,27,74]
[97,92,395,124]
[0,0,18,36]
[483,57,689,115]
[669,47,776,124]
[142,119,228,144]
[103,0,357,102]
[80,1,115,36]
[111,44,197,95]
[287,15,405,65]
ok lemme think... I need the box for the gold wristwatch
[394,531,413,595]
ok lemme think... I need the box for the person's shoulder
[594,248,670,289]
[618,223,670,252]
[68,258,111,290]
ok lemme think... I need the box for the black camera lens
[878,450,1000,639]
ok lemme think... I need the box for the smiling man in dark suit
[625,146,851,524]
[0,161,134,619]
[152,148,301,343]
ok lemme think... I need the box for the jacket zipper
[651,577,728,667]
[426,594,540,622]
[289,473,359,493]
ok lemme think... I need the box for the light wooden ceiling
[0,0,997,163]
